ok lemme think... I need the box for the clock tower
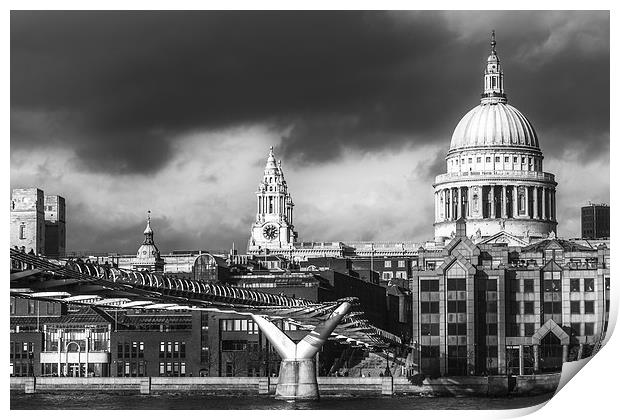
[248,147,298,254]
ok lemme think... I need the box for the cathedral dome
[449,102,539,151]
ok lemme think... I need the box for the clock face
[262,224,279,240]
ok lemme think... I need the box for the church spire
[143,210,154,245]
[482,30,506,103]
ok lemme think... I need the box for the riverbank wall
[10,374,559,397]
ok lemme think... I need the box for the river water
[11,391,554,410]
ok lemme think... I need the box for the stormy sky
[10,11,610,254]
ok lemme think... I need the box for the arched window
[473,194,479,212]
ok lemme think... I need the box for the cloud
[10,11,610,251]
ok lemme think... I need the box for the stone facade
[411,223,610,377]
[44,195,66,258]
[10,188,46,255]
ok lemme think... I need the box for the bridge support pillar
[276,359,319,400]
[251,301,352,401]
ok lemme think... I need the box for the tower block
[251,301,352,400]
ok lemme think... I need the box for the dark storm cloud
[11,11,609,175]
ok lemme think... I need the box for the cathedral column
[551,190,556,221]
[501,185,508,218]
[467,186,473,218]
[448,188,454,220]
[533,186,539,219]
[525,186,530,218]
[457,187,462,219]
[490,185,496,218]
[541,187,547,220]
[513,185,518,217]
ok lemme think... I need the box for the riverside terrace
[10,248,400,401]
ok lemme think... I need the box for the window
[570,301,581,314]
[570,278,580,292]
[584,278,594,292]
[486,279,497,291]
[486,301,497,313]
[544,279,561,292]
[421,323,439,336]
[447,300,466,313]
[398,260,406,268]
[477,157,481,163]
[513,157,518,163]
[524,302,535,314]
[505,157,509,163]
[507,323,520,337]
[486,157,491,163]
[487,323,498,336]
[117,343,123,359]
[447,323,466,335]
[605,278,610,290]
[421,301,439,314]
[584,301,595,314]
[523,279,534,293]
[584,323,595,335]
[382,272,393,280]
[524,323,535,336]
[159,342,165,358]
[571,323,581,335]
[384,261,392,268]
[420,279,439,292]
[495,157,500,162]
[421,346,440,358]
[447,278,466,291]
[27,300,36,315]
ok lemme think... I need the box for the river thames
[11,391,554,410]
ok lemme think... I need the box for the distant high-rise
[581,203,610,239]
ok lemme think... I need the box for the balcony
[435,170,556,184]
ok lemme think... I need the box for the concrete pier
[251,301,352,401]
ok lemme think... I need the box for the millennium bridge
[10,248,401,400]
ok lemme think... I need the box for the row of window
[570,278,596,292]
[117,341,145,359]
[450,155,541,170]
[159,361,187,377]
[383,260,407,268]
[220,319,260,333]
[117,360,148,377]
[10,342,34,359]
[159,341,186,359]
[570,300,596,314]
[420,300,467,314]
[221,340,261,352]
[382,271,407,280]
[10,361,33,377]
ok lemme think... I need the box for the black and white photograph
[7,6,614,412]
